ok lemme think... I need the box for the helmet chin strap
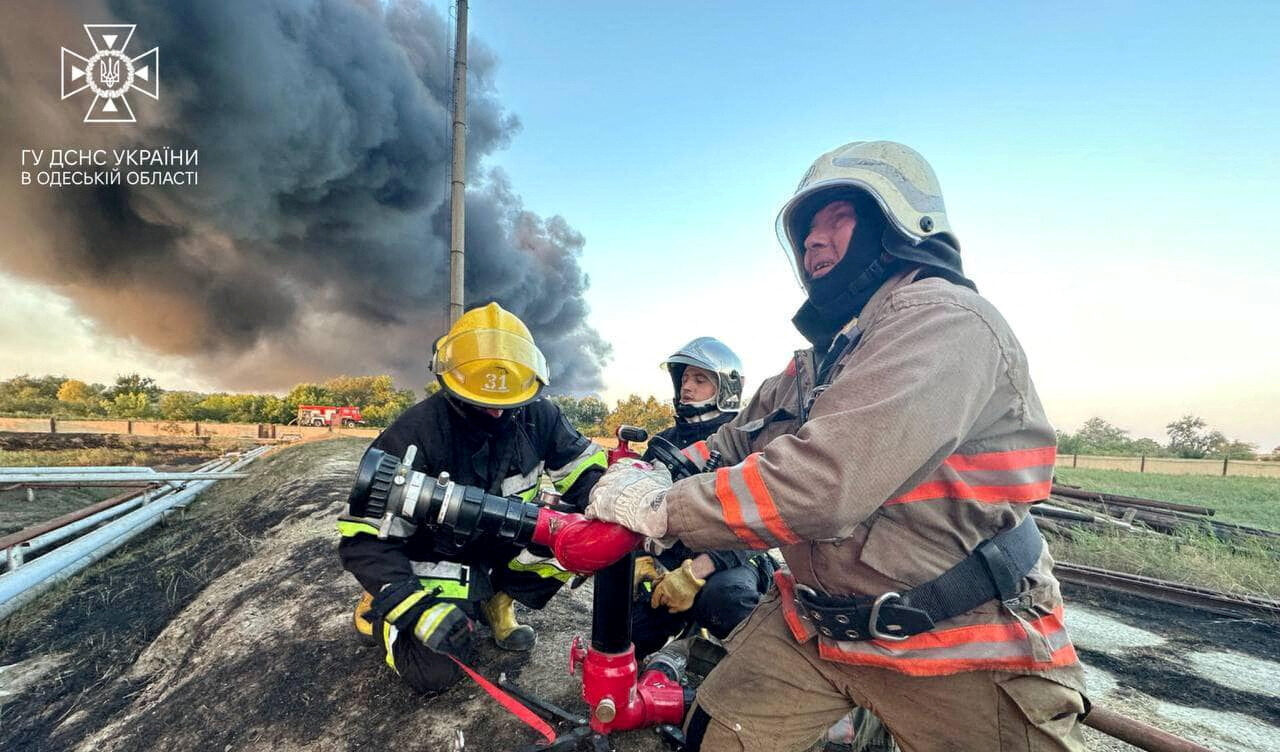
[675,397,717,419]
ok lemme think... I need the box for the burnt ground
[1061,585,1280,750]
[1064,585,1279,725]
[0,438,666,752]
[0,437,1274,751]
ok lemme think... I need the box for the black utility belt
[794,515,1043,642]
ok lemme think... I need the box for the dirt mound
[0,438,667,752]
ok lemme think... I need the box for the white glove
[585,458,673,539]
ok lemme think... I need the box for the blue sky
[4,1,1277,449]
[468,1,1280,448]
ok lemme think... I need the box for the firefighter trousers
[686,589,1088,752]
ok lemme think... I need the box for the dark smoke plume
[0,0,610,393]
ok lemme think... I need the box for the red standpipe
[569,640,686,733]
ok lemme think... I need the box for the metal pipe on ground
[2,471,249,484]
[0,488,162,557]
[1084,706,1212,752]
[0,456,238,567]
[0,483,175,567]
[0,446,268,621]
[1050,485,1214,516]
[0,466,156,475]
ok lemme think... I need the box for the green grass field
[1054,467,1280,532]
[1050,468,1280,599]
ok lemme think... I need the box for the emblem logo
[61,24,159,124]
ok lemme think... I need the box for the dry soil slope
[2,438,664,752]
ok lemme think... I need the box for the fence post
[195,422,201,437]
[1072,453,1078,468]
[1140,454,1146,473]
[1223,457,1229,476]
[126,420,133,435]
[49,416,57,434]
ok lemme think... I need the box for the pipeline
[0,457,238,569]
[0,447,267,621]
[1,471,249,484]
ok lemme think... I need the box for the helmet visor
[433,327,550,385]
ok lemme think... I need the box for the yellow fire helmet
[430,302,550,409]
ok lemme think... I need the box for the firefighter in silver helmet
[656,336,745,446]
[588,142,1088,750]
[630,338,775,660]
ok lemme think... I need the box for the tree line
[1056,415,1270,460]
[0,373,675,434]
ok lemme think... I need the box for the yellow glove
[633,555,666,598]
[650,559,706,614]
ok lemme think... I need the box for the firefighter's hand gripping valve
[346,445,642,574]
[558,427,724,745]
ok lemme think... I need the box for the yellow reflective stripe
[336,520,380,538]
[417,577,470,600]
[383,622,397,670]
[385,589,429,624]
[516,485,539,502]
[507,559,574,583]
[553,450,606,493]
[413,603,457,644]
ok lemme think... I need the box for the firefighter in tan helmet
[338,302,606,693]
[587,142,1089,750]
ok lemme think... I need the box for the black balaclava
[790,190,898,351]
[444,392,515,436]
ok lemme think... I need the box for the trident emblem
[98,58,121,88]
[61,24,159,124]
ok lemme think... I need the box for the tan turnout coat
[665,268,1081,682]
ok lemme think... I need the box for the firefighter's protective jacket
[666,269,1079,680]
[654,412,752,573]
[338,393,606,597]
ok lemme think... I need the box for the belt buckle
[868,591,910,642]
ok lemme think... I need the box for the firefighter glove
[650,558,705,613]
[633,555,666,598]
[585,458,672,540]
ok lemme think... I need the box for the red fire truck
[296,405,364,428]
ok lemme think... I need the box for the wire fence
[1056,453,1280,478]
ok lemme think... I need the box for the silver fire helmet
[775,141,956,287]
[661,337,744,413]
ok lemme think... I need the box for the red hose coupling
[577,645,686,733]
[531,509,642,573]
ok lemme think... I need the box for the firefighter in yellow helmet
[338,302,607,694]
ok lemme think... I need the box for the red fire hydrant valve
[577,644,686,733]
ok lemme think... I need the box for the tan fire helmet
[775,141,955,287]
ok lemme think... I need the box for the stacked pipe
[1045,484,1280,543]
[0,446,267,620]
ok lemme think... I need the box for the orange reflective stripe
[819,640,1079,676]
[714,467,769,548]
[690,441,711,460]
[945,446,1056,472]
[864,606,1069,651]
[742,453,801,544]
[887,479,1051,505]
[775,571,817,641]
